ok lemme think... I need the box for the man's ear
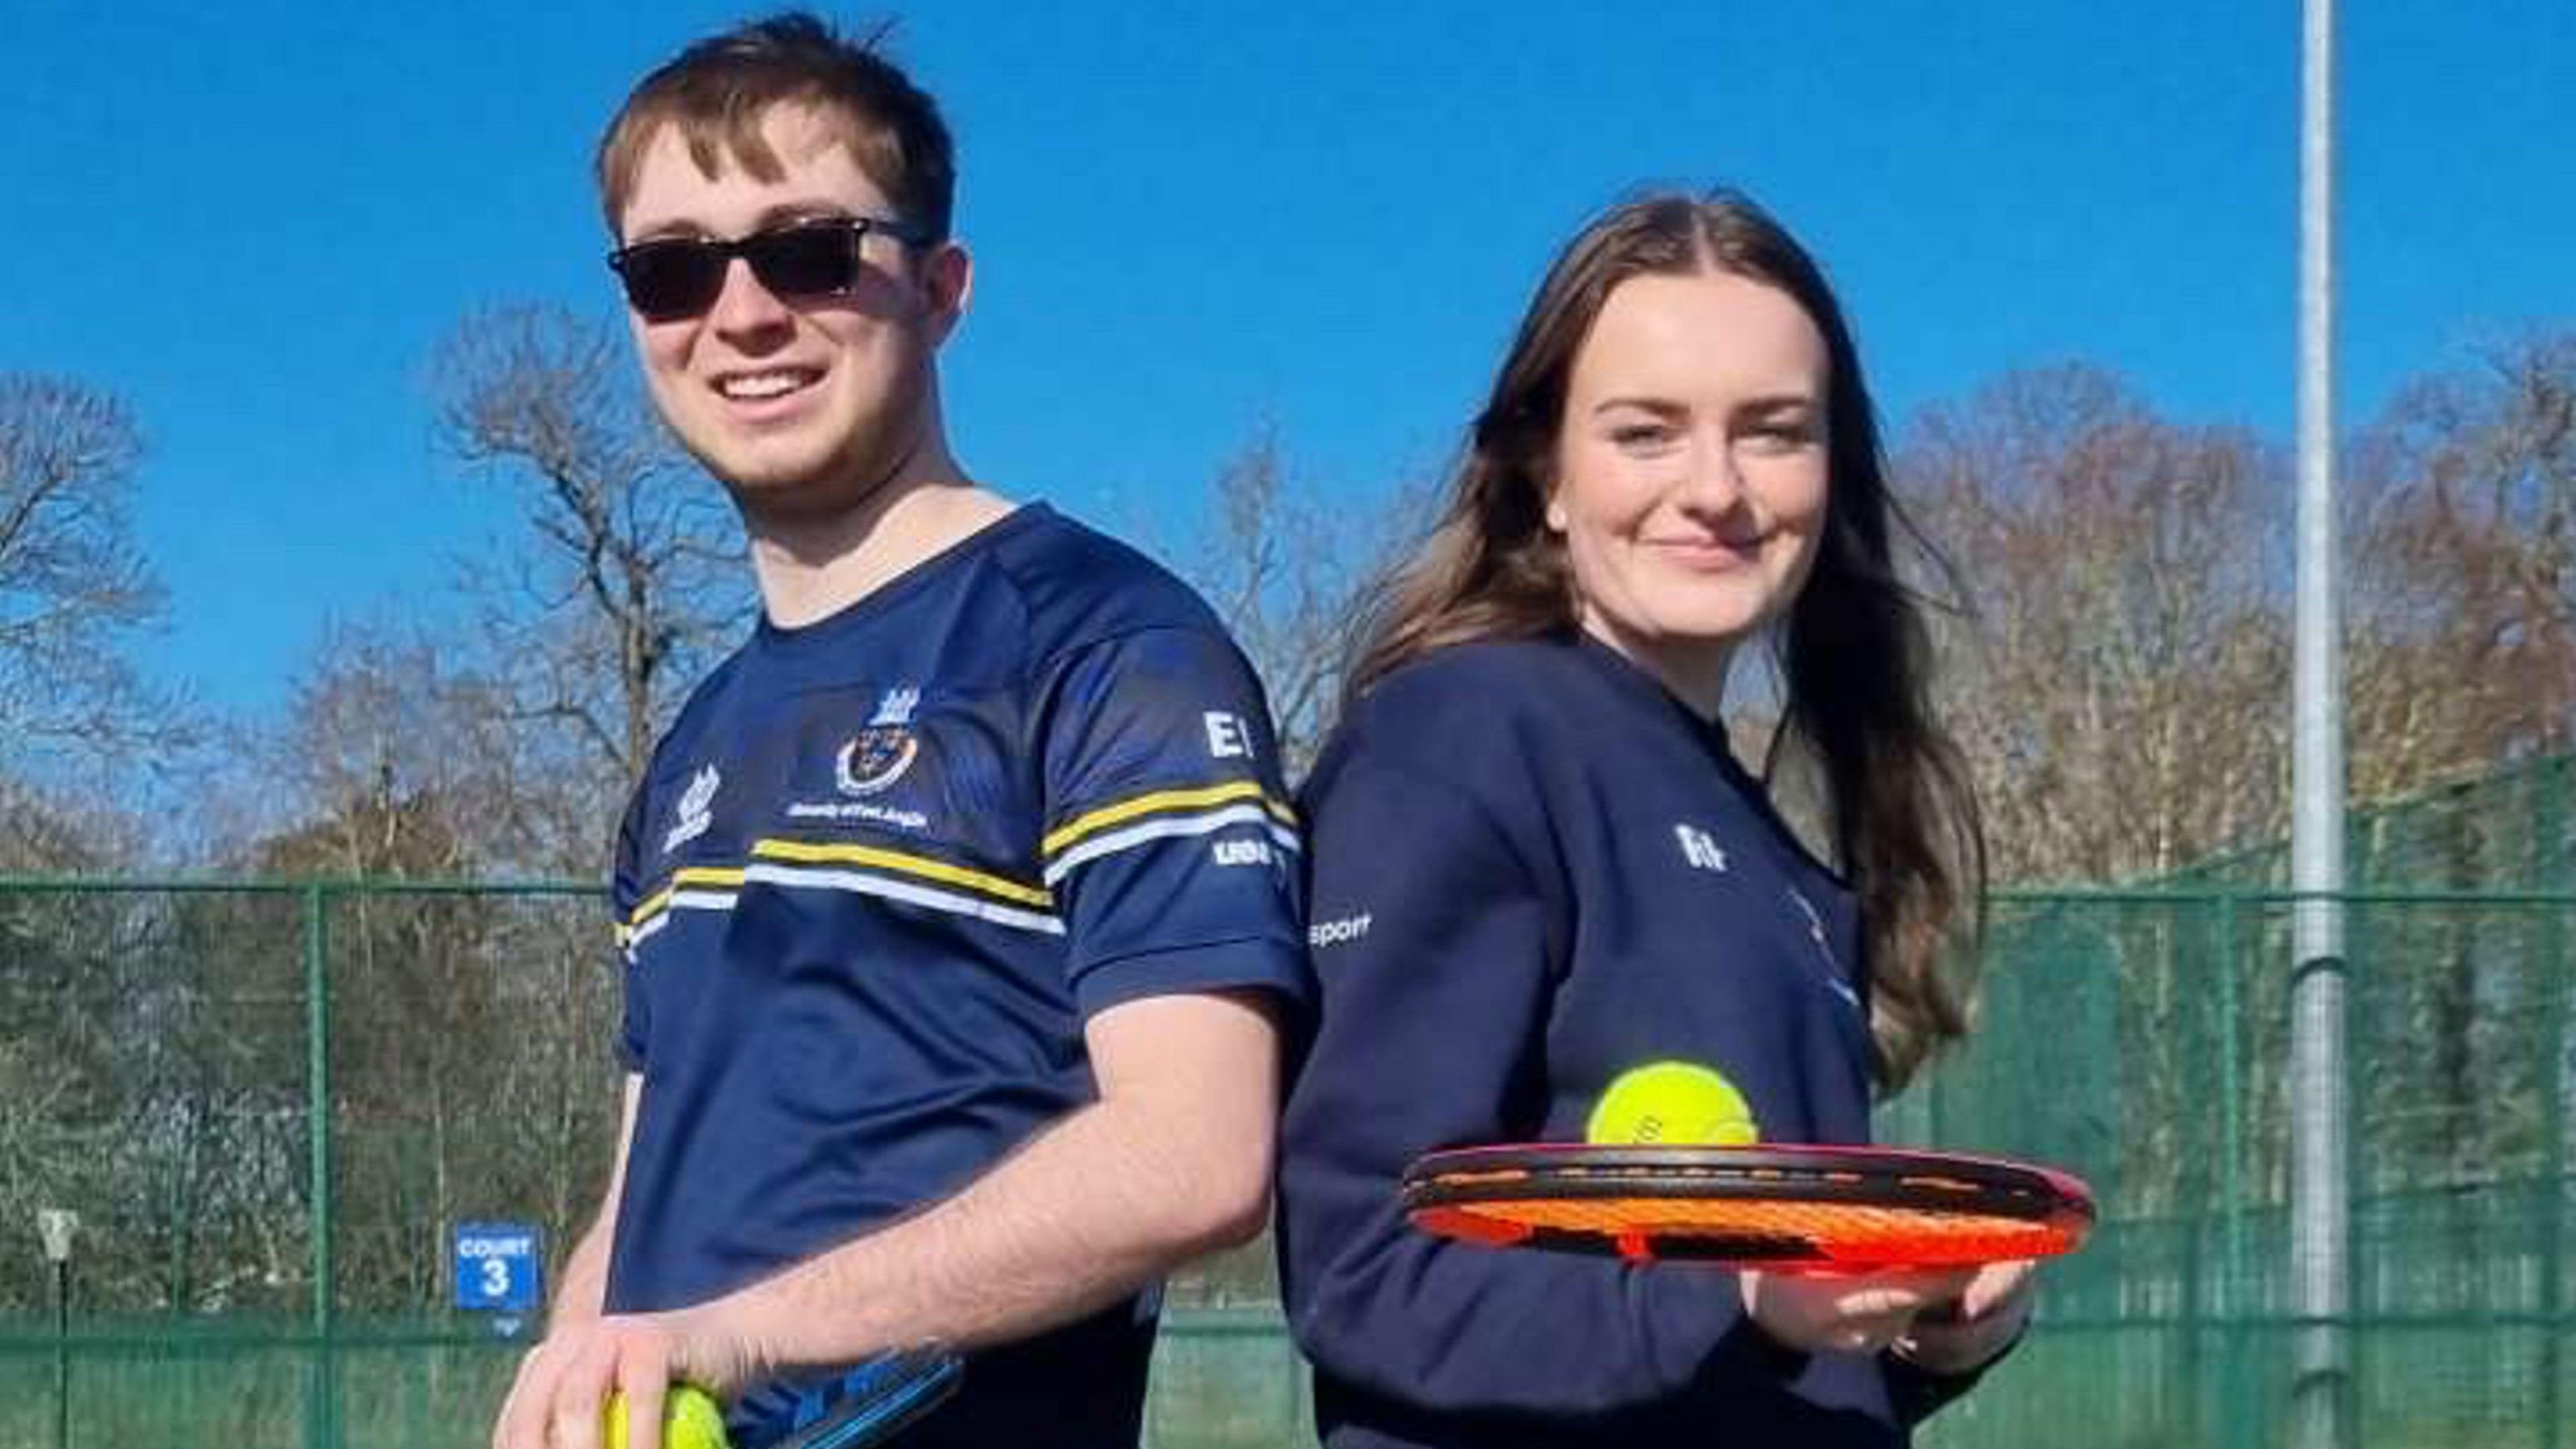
[921,240,972,346]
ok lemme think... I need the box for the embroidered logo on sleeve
[662,764,720,854]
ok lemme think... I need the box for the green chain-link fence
[2168,755,2575,894]
[3,758,2569,1446]
[1882,886,2574,1449]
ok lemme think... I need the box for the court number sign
[453,1222,543,1313]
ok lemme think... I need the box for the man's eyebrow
[620,217,705,244]
[752,201,861,229]
[620,202,861,246]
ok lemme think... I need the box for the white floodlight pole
[2289,0,2351,1446]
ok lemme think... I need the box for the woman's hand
[1737,1266,1978,1355]
[1890,1259,2037,1375]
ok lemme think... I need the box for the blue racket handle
[769,1348,962,1449]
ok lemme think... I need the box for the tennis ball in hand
[603,1385,730,1449]
[1587,1061,1760,1146]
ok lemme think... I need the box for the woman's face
[1547,269,1832,714]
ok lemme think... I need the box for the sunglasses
[607,216,930,321]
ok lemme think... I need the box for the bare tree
[429,307,748,800]
[256,623,547,875]
[2328,333,2576,1193]
[0,775,130,872]
[0,374,180,771]
[1899,364,2292,885]
[199,623,624,1309]
[2345,328,2576,796]
[1894,356,2572,1237]
[1886,366,2302,1256]
[1173,428,1422,782]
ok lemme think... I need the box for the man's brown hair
[597,11,956,241]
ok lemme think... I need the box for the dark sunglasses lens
[741,227,864,299]
[616,241,726,321]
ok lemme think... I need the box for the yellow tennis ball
[1587,1061,1760,1146]
[603,1385,729,1449]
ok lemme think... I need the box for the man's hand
[492,991,1280,1447]
[1737,1265,1979,1356]
[1890,1259,2036,1375]
[491,1307,761,1449]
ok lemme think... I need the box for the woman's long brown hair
[1346,193,1985,1092]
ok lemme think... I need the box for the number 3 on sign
[451,1222,541,1313]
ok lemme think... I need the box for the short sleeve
[1033,627,1309,1015]
[608,782,652,1071]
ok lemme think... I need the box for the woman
[1277,193,2033,1448]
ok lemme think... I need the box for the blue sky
[5,0,2569,714]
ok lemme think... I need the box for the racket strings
[1401,1146,2096,1269]
[1418,1198,2081,1266]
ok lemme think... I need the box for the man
[494,15,1307,1448]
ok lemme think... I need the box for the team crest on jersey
[663,764,719,853]
[836,686,922,796]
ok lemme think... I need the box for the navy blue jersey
[1278,633,1988,1448]
[604,504,1308,1448]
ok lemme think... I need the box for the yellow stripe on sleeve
[626,865,748,928]
[1042,780,1292,857]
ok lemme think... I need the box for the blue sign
[453,1222,542,1313]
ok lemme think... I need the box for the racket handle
[769,1348,963,1449]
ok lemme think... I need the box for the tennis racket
[1401,1142,2093,1272]
[768,1347,962,1449]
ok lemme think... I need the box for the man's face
[614,104,965,518]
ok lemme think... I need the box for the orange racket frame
[1401,1143,2094,1270]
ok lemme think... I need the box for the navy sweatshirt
[1277,634,1984,1448]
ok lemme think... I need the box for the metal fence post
[2216,892,2254,1449]
[53,1259,68,1449]
[39,1209,76,1449]
[2543,760,2571,1449]
[305,884,340,1449]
